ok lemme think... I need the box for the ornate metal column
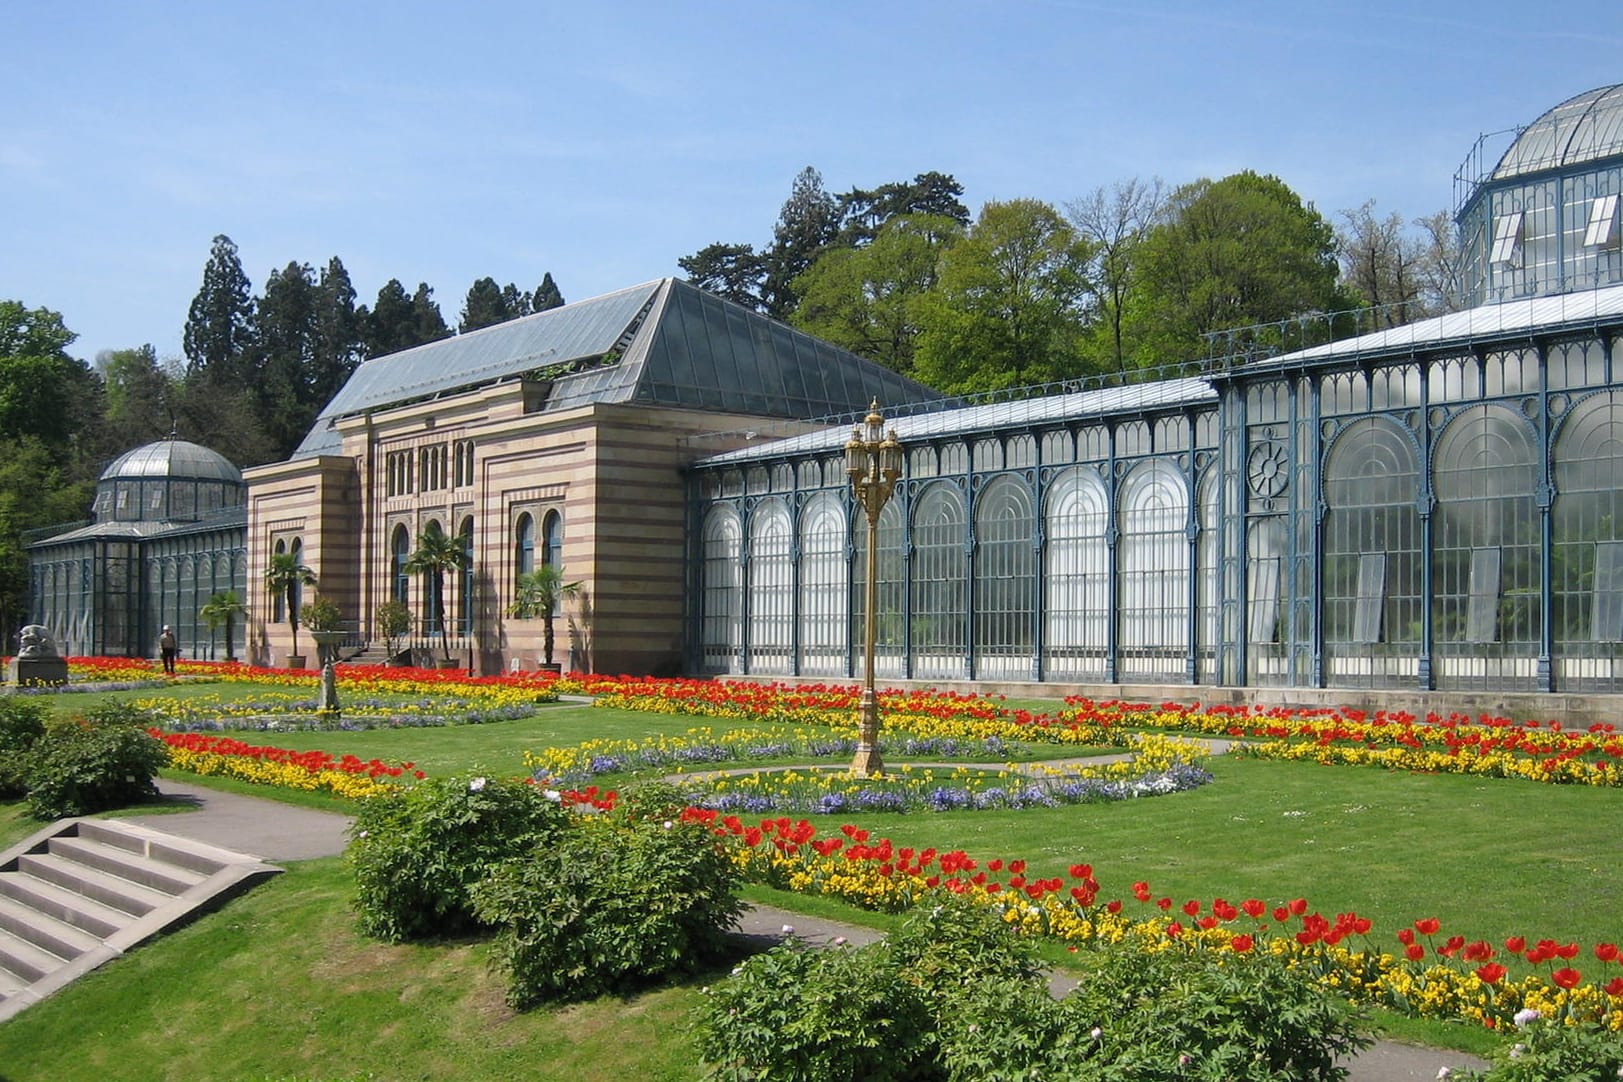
[846,400,903,778]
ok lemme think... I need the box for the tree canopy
[912,199,1097,394]
[1130,171,1352,363]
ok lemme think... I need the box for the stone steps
[0,817,281,1022]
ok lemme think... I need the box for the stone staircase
[0,817,281,1022]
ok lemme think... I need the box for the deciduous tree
[1131,172,1352,364]
[791,214,963,376]
[912,199,1096,394]
[1068,177,1165,372]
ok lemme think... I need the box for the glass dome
[93,437,245,524]
[1492,83,1623,180]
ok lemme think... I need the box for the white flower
[1435,1069,1452,1080]
[1513,1007,1541,1026]
[1178,1053,1190,1067]
[468,776,487,792]
[780,924,795,935]
[1509,1043,1524,1059]
[1090,1027,1102,1040]
[543,789,562,802]
[832,936,847,946]
[663,820,674,829]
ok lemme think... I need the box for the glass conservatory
[687,290,1623,694]
[26,437,247,659]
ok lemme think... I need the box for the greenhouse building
[685,84,1623,703]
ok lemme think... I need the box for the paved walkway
[132,778,1489,1081]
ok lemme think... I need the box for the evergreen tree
[312,257,363,408]
[181,235,256,385]
[677,242,767,311]
[359,279,415,359]
[500,282,531,320]
[251,261,320,458]
[460,277,512,332]
[532,272,565,312]
[835,171,971,246]
[410,283,451,345]
[762,166,839,319]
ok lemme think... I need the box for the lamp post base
[850,689,884,777]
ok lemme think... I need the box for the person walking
[159,625,179,674]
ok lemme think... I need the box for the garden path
[135,777,1488,1081]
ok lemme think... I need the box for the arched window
[748,499,792,674]
[852,499,907,680]
[1118,459,1188,678]
[272,538,287,623]
[1044,467,1109,680]
[542,510,562,570]
[515,513,535,580]
[1433,405,1539,690]
[700,507,743,673]
[391,525,411,604]
[1553,391,1623,691]
[289,538,306,622]
[798,493,847,676]
[459,517,474,636]
[420,521,444,635]
[912,483,967,679]
[974,477,1034,677]
[1322,416,1421,688]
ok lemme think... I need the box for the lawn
[0,674,1617,1076]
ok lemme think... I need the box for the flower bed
[153,730,422,801]
[105,665,1623,1032]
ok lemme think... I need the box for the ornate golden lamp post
[846,399,903,778]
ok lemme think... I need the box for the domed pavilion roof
[1492,83,1623,180]
[99,437,243,485]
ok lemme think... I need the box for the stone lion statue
[17,624,60,659]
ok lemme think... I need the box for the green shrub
[348,773,569,942]
[1452,1012,1623,1081]
[0,697,49,798]
[1061,939,1370,1081]
[24,703,167,820]
[471,815,745,1006]
[695,894,1372,1082]
[693,939,937,1082]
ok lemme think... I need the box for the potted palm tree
[264,551,318,669]
[507,563,582,673]
[403,523,468,668]
[198,590,247,662]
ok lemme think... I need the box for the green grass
[2,684,1615,1072]
[0,859,713,1082]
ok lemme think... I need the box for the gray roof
[101,438,243,483]
[1493,83,1623,180]
[696,377,1216,467]
[27,507,246,550]
[1252,281,1623,368]
[293,278,941,458]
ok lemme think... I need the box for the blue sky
[5,1,1622,364]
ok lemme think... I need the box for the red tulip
[1552,967,1582,990]
[1231,934,1254,953]
[1475,963,1507,984]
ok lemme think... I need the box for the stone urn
[309,630,348,667]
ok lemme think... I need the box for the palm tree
[508,563,582,668]
[404,523,468,663]
[264,552,317,665]
[198,590,247,661]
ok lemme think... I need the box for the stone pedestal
[8,656,68,687]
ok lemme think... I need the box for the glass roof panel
[1493,84,1623,179]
